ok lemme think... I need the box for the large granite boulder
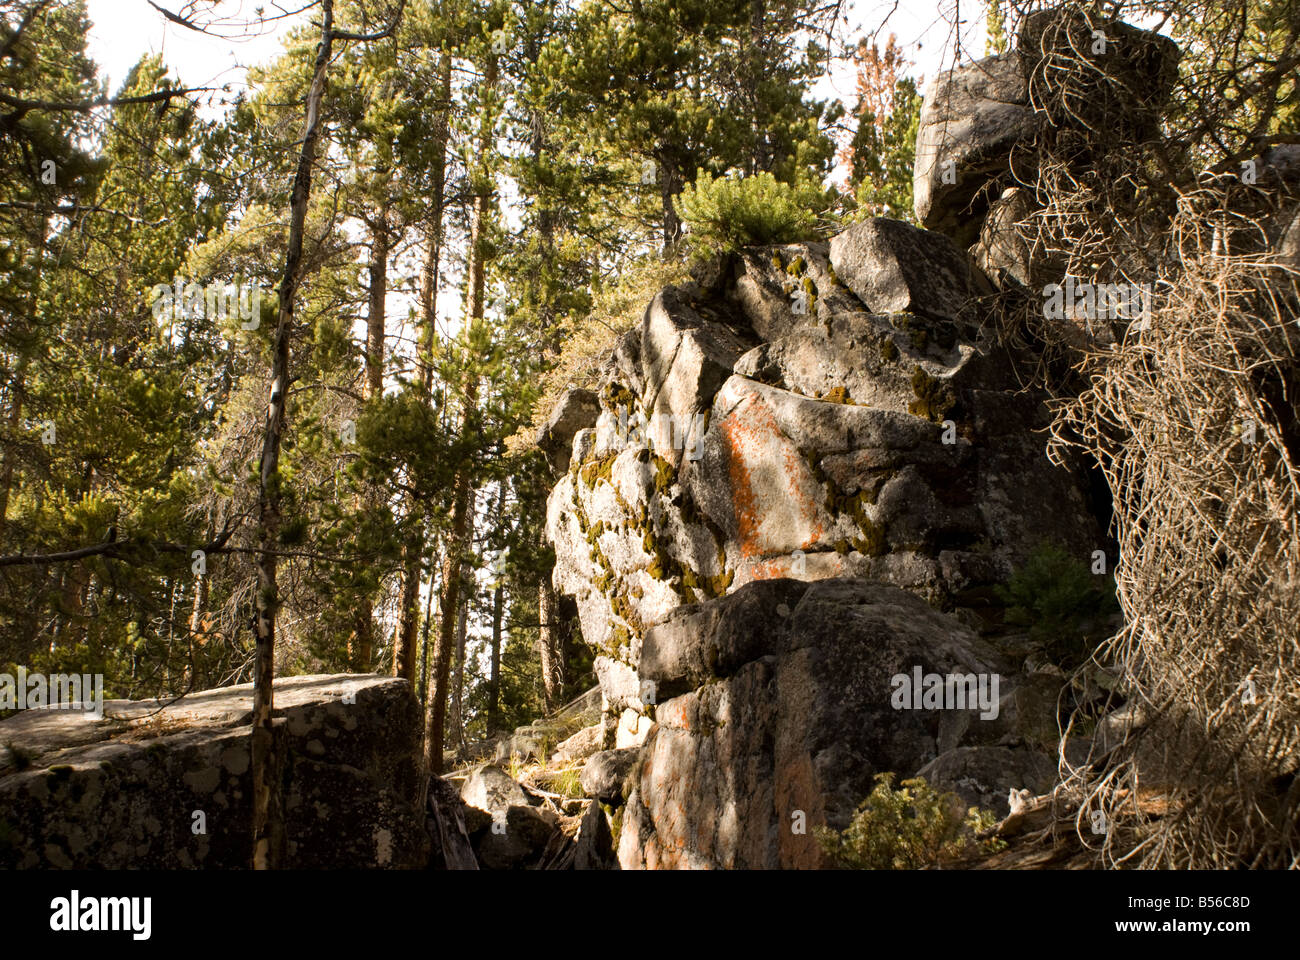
[828,217,992,321]
[537,387,600,475]
[579,747,639,803]
[913,50,1038,245]
[615,578,1035,869]
[914,6,1179,245]
[915,746,1057,819]
[458,762,570,869]
[460,763,530,818]
[0,674,428,869]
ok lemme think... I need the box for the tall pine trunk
[487,484,507,735]
[252,0,335,870]
[0,366,25,546]
[660,160,682,256]
[347,196,389,673]
[423,476,473,774]
[488,571,504,735]
[451,566,469,755]
[0,200,45,544]
[422,50,496,775]
[394,52,453,682]
[537,573,564,712]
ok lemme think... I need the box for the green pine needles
[678,170,835,251]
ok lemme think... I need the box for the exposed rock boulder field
[0,675,428,868]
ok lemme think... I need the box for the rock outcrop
[539,214,1111,864]
[543,216,1101,764]
[914,7,1179,255]
[530,9,1210,869]
[0,675,428,869]
[613,578,1070,868]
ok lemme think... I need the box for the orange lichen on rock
[717,383,825,560]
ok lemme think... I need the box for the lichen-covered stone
[0,675,428,869]
[829,218,992,321]
[539,215,1101,756]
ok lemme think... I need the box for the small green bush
[815,772,1003,869]
[996,542,1120,668]
[678,170,835,251]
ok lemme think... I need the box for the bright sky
[86,0,988,107]
[86,0,296,101]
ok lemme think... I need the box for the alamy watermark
[1042,278,1152,328]
[0,668,104,718]
[150,277,262,330]
[890,667,1000,720]
[609,405,705,462]
[50,890,150,940]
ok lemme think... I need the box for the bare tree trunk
[421,49,496,776]
[347,198,390,674]
[487,485,507,736]
[189,559,208,635]
[365,200,389,403]
[418,552,437,703]
[252,0,336,870]
[0,366,25,544]
[451,568,469,754]
[488,573,503,735]
[419,52,453,396]
[537,575,564,712]
[394,539,421,680]
[394,52,453,681]
[1,199,45,544]
[659,155,681,256]
[423,479,473,774]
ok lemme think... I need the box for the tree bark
[364,199,389,403]
[252,0,336,870]
[421,50,496,775]
[347,196,389,674]
[423,478,473,774]
[394,538,421,680]
[660,156,681,256]
[0,366,25,545]
[394,52,453,681]
[537,574,564,712]
[488,571,504,735]
[0,198,45,545]
[487,484,506,736]
[451,567,469,754]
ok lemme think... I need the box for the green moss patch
[908,367,955,424]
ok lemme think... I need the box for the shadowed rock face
[616,579,1015,869]
[914,7,1179,248]
[0,675,428,869]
